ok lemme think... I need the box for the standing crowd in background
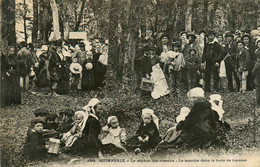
[134,30,260,106]
[1,29,260,107]
[1,38,109,107]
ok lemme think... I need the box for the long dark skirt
[82,69,94,90]
[126,136,160,152]
[70,137,101,158]
[57,66,70,94]
[2,70,21,106]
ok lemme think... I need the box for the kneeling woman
[69,98,104,158]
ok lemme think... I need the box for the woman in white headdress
[61,110,88,147]
[70,98,103,157]
[150,63,170,99]
[126,108,160,153]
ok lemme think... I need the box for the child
[23,117,48,160]
[101,116,127,154]
[185,49,201,90]
[253,43,260,106]
[126,108,160,153]
[61,111,88,148]
[56,108,74,133]
[45,112,58,130]
[236,40,250,92]
[69,57,82,92]
[168,41,185,94]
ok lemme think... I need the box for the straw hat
[69,63,82,74]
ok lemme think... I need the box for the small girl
[185,49,201,90]
[126,108,160,153]
[23,117,48,160]
[69,57,82,92]
[61,111,88,148]
[101,116,127,154]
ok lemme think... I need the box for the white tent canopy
[48,31,88,41]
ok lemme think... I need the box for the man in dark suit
[202,32,222,92]
[224,32,239,91]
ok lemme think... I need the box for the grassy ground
[1,79,260,166]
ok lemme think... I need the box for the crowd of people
[23,88,230,161]
[1,29,260,163]
[135,30,259,103]
[1,29,260,106]
[1,39,108,107]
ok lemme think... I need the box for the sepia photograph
[0,0,260,166]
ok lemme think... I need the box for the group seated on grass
[23,87,230,161]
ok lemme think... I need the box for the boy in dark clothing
[23,118,48,161]
[45,112,58,130]
[56,108,74,133]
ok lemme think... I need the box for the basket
[141,78,154,92]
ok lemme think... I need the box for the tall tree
[1,0,16,46]
[185,0,193,32]
[74,0,86,31]
[50,0,60,40]
[32,0,38,43]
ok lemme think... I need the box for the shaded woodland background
[1,0,260,81]
[1,1,260,167]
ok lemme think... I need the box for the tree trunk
[0,0,2,43]
[185,0,193,33]
[50,0,60,40]
[32,0,39,43]
[74,0,86,31]
[23,0,28,43]
[209,0,219,30]
[108,0,120,75]
[1,0,16,46]
[256,0,260,27]
[202,0,208,31]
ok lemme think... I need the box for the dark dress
[93,52,105,88]
[153,101,230,158]
[126,121,160,152]
[82,58,95,90]
[48,49,61,91]
[70,116,102,157]
[57,58,70,94]
[1,54,21,107]
[35,52,50,87]
[23,130,47,160]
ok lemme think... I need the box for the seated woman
[101,116,127,154]
[68,98,103,158]
[152,87,230,158]
[61,111,88,148]
[126,108,160,154]
[23,118,48,161]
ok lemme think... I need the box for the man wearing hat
[242,33,256,91]
[224,32,239,91]
[156,34,172,56]
[183,34,203,59]
[17,42,34,90]
[48,41,62,95]
[134,40,149,90]
[202,31,222,92]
